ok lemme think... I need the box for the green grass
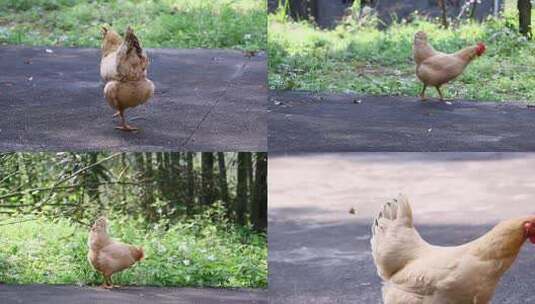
[268,5,535,102]
[0,0,266,51]
[0,210,267,287]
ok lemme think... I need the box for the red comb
[476,42,486,56]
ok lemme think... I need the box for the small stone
[45,49,54,53]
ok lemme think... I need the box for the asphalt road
[0,285,267,304]
[269,91,535,152]
[268,153,535,304]
[0,47,267,151]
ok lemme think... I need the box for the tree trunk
[84,153,101,208]
[469,1,478,20]
[169,152,182,215]
[216,152,229,208]
[518,0,532,39]
[120,153,127,204]
[144,153,157,222]
[245,153,253,211]
[251,153,267,231]
[236,153,248,225]
[134,153,156,223]
[438,0,448,28]
[201,153,214,206]
[185,152,195,212]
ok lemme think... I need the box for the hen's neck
[468,218,527,262]
[454,46,477,62]
[414,41,437,65]
[90,230,111,248]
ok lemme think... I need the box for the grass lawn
[268,2,535,102]
[0,210,267,288]
[0,0,266,51]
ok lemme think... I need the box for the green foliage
[268,7,535,102]
[0,0,266,51]
[0,206,267,287]
[0,152,267,232]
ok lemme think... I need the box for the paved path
[0,284,267,304]
[269,91,535,152]
[0,47,267,151]
[268,153,535,304]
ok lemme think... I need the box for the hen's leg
[419,84,427,101]
[115,110,139,132]
[435,86,444,101]
[101,274,113,289]
[109,275,121,288]
[112,111,120,118]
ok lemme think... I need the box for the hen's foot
[115,124,139,132]
[100,284,114,289]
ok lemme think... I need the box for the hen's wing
[116,27,149,81]
[416,54,467,86]
[98,241,138,275]
[371,195,426,280]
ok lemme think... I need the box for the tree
[518,0,532,39]
[252,153,267,231]
[201,153,214,206]
[438,0,448,28]
[216,152,229,207]
[185,152,195,210]
[236,153,248,225]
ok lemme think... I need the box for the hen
[100,26,154,131]
[370,195,535,304]
[87,217,144,288]
[413,31,485,101]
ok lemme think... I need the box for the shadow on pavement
[269,214,535,304]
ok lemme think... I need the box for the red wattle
[530,236,535,244]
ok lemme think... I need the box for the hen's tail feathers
[125,27,143,59]
[372,194,414,238]
[134,246,145,261]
